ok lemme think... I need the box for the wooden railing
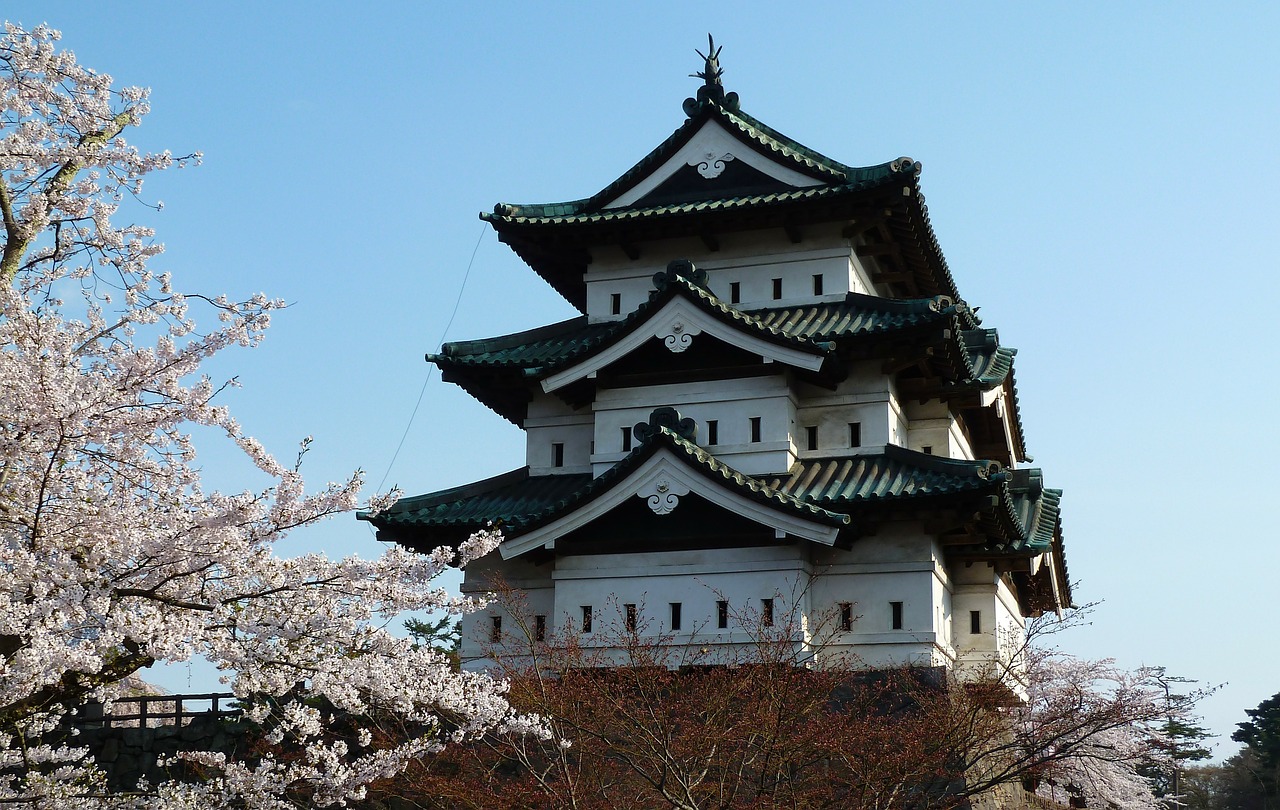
[71,692,241,728]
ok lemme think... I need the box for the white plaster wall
[458,553,555,667]
[950,562,1028,683]
[592,375,797,476]
[583,227,878,323]
[525,392,593,474]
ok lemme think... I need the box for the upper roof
[428,266,1025,461]
[480,59,959,310]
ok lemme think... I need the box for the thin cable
[375,224,486,495]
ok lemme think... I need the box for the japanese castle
[363,41,1070,678]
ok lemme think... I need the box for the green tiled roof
[485,97,902,224]
[364,428,849,541]
[431,284,966,376]
[764,445,1006,503]
[485,175,908,226]
[364,436,1058,563]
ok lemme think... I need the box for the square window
[805,425,818,451]
[610,292,621,315]
[535,614,547,642]
[839,603,853,632]
[553,442,564,467]
[625,603,638,632]
[716,600,729,629]
[761,598,774,627]
[730,281,741,304]
[812,274,824,295]
[489,615,502,643]
[890,601,904,630]
[581,605,593,634]
[621,426,632,452]
[922,445,933,455]
[849,422,862,448]
[707,420,719,445]
[670,602,682,631]
[772,278,783,299]
[970,610,981,635]
[750,416,762,443]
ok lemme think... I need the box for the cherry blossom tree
[0,22,538,808]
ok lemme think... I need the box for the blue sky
[7,2,1278,755]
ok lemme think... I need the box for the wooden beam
[699,232,721,252]
[620,242,640,261]
[784,224,803,244]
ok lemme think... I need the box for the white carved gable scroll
[690,150,735,179]
[636,476,691,515]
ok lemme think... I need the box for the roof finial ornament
[692,34,724,87]
[683,34,739,117]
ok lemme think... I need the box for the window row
[486,599,987,641]
[606,275,828,316]
[606,419,864,458]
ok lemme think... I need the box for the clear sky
[6,1,1278,757]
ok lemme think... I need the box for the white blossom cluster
[0,23,541,807]
[1022,654,1175,810]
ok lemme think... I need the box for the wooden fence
[71,692,241,728]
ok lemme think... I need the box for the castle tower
[362,40,1070,680]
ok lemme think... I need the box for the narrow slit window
[849,422,862,448]
[805,425,818,451]
[812,273,824,295]
[707,420,719,445]
[670,602,682,631]
[489,615,502,643]
[839,603,853,632]
[761,598,774,627]
[730,281,741,304]
[621,427,632,452]
[750,417,762,443]
[610,292,621,315]
[581,605,593,634]
[625,603,638,632]
[535,615,547,642]
[890,601,904,630]
[970,610,981,635]
[716,600,729,629]
[772,278,783,299]
[552,442,564,467]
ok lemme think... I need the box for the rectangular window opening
[839,603,853,632]
[805,425,818,451]
[970,610,981,635]
[849,422,862,448]
[670,602,682,631]
[750,416,762,443]
[761,598,774,627]
[621,426,632,452]
[812,274,824,295]
[489,615,502,643]
[552,442,564,468]
[610,292,621,315]
[890,601,904,630]
[922,445,933,455]
[729,281,741,304]
[771,278,783,300]
[716,600,729,630]
[625,603,638,633]
[707,420,719,445]
[581,605,593,634]
[535,614,547,642]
